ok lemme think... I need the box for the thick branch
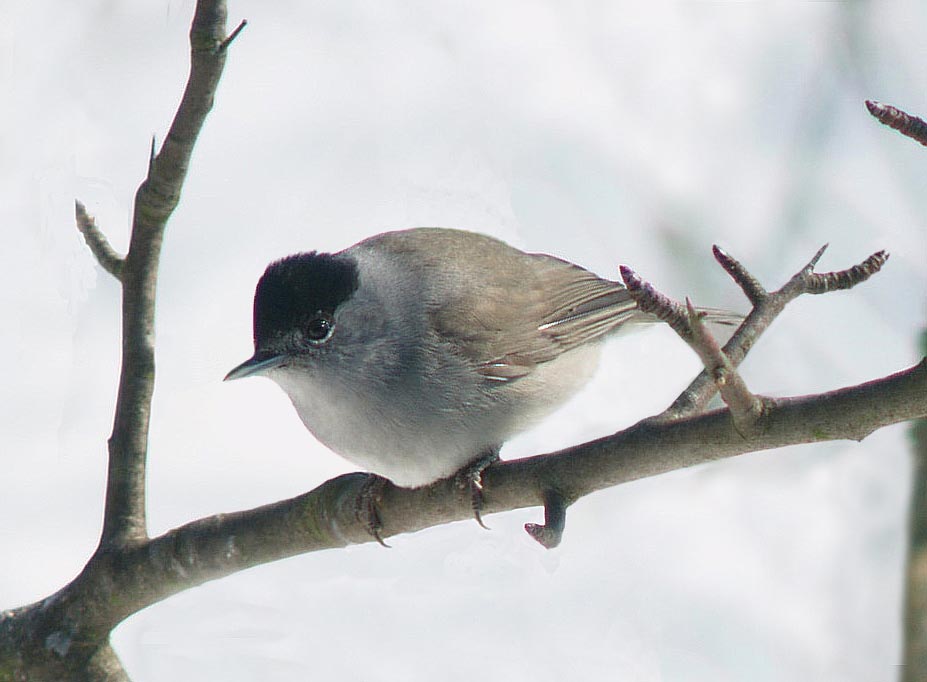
[45,359,927,622]
[99,0,233,551]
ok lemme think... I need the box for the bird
[225,228,739,536]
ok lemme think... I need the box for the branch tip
[712,245,767,305]
[865,99,883,117]
[622,268,692,339]
[619,264,640,291]
[804,248,889,295]
[807,243,829,271]
[148,135,157,176]
[524,489,567,549]
[74,200,125,280]
[685,297,706,338]
[866,100,927,147]
[219,19,247,52]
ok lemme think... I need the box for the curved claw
[524,489,567,549]
[470,474,490,530]
[455,449,500,529]
[356,474,391,548]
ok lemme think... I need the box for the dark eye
[305,313,334,344]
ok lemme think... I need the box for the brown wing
[358,228,650,382]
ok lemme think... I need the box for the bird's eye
[305,313,334,344]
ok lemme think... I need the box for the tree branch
[683,297,766,437]
[657,246,888,418]
[0,2,241,679]
[43,358,927,622]
[867,100,927,147]
[903,330,927,682]
[74,201,124,280]
[98,0,234,551]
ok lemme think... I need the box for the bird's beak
[224,352,287,381]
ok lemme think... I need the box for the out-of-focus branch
[866,98,927,682]
[903,330,927,682]
[866,100,927,147]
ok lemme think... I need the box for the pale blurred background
[1,1,925,680]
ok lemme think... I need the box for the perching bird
[225,228,739,532]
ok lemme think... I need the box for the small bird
[225,228,737,532]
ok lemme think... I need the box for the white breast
[267,341,601,488]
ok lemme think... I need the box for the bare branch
[3,4,249,676]
[12,361,923,645]
[100,0,236,551]
[0,4,246,676]
[74,200,124,280]
[903,330,927,681]
[665,246,889,418]
[803,249,889,294]
[220,18,248,51]
[46,359,927,620]
[866,100,927,147]
[712,245,767,306]
[619,264,695,341]
[684,298,766,437]
[524,489,567,549]
[148,134,157,177]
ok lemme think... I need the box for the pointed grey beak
[224,352,287,381]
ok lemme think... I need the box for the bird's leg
[355,473,391,547]
[455,448,500,529]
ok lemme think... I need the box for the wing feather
[356,229,650,382]
[352,229,738,385]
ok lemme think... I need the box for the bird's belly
[269,343,601,488]
[270,370,501,487]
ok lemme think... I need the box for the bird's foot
[355,473,390,547]
[455,449,499,529]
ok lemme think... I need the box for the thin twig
[619,265,693,341]
[663,245,888,418]
[74,200,124,280]
[803,250,889,295]
[713,245,766,306]
[779,244,829,298]
[685,298,765,437]
[220,18,247,51]
[148,134,157,177]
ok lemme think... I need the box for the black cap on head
[253,252,359,346]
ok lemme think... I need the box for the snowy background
[2,1,926,680]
